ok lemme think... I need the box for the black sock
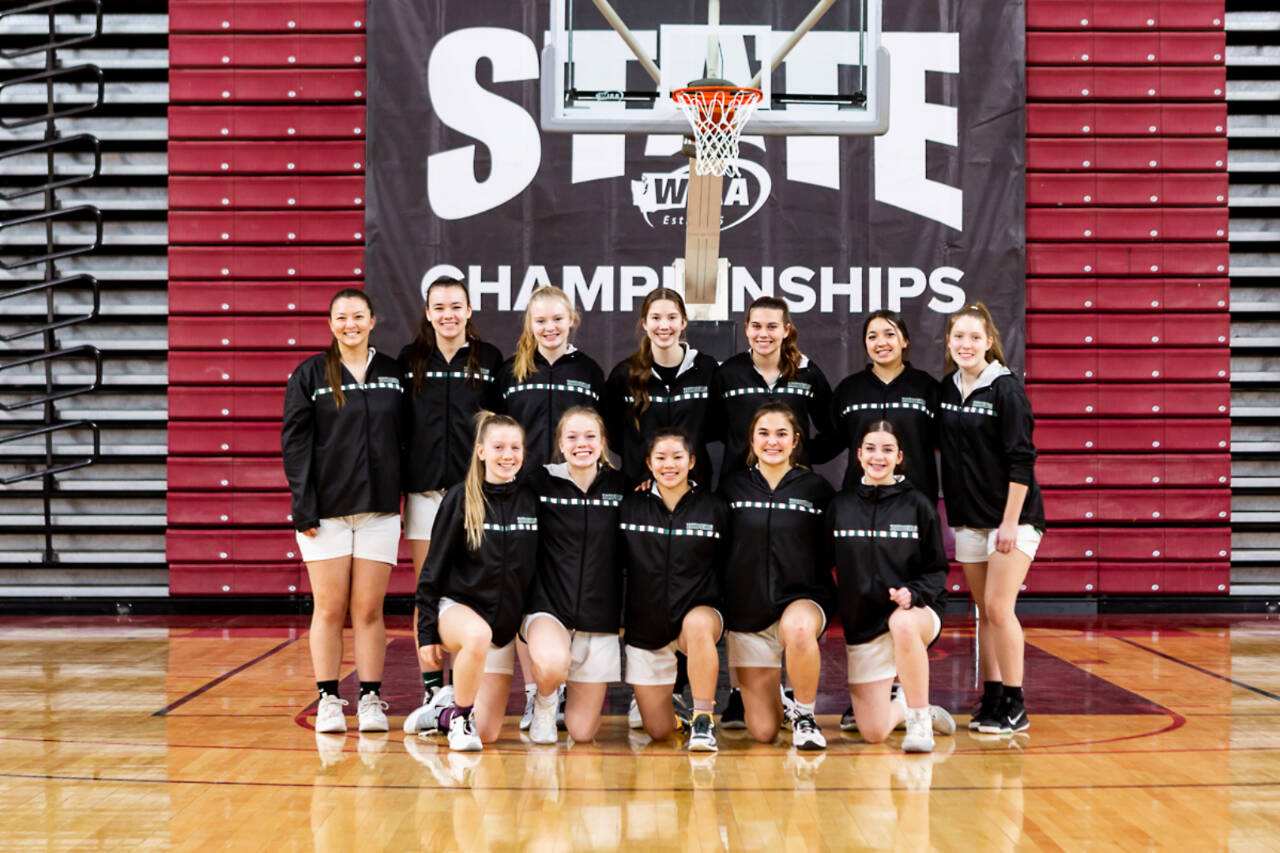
[1003,685,1023,704]
[438,703,473,729]
[359,681,381,698]
[317,680,340,698]
[422,670,444,693]
[982,680,1002,701]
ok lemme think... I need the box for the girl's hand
[995,519,1019,554]
[301,527,319,538]
[419,644,443,669]
[888,586,913,610]
[634,479,652,492]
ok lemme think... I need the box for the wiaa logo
[630,158,771,230]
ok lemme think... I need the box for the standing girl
[604,287,720,486]
[831,309,940,497]
[829,421,955,753]
[619,428,727,751]
[496,285,606,470]
[413,412,539,751]
[399,279,503,732]
[719,403,834,749]
[281,288,404,734]
[711,295,838,478]
[939,302,1045,735]
[522,407,629,744]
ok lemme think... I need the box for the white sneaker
[447,711,483,752]
[791,712,827,751]
[628,696,644,729]
[519,684,537,731]
[357,692,389,732]
[929,704,956,736]
[890,683,907,730]
[315,693,348,734]
[529,693,559,745]
[779,685,798,731]
[902,708,935,753]
[403,684,454,734]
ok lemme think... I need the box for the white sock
[907,705,929,721]
[794,700,816,717]
[535,691,558,709]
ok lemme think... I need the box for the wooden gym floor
[2,612,1279,852]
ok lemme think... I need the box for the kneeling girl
[522,407,629,744]
[829,420,955,753]
[619,428,728,752]
[414,413,539,751]
[719,403,834,749]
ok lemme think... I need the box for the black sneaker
[968,692,1001,731]
[839,704,858,732]
[977,696,1030,734]
[720,687,746,730]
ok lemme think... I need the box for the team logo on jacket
[686,523,715,533]
[788,498,814,510]
[890,524,919,535]
[971,401,994,411]
[517,516,538,526]
[602,493,624,502]
[631,160,771,230]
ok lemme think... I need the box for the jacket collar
[952,360,1010,397]
[856,474,910,500]
[651,344,700,380]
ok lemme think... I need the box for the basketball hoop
[672,83,763,178]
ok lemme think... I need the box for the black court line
[4,770,1280,794]
[153,638,298,717]
[1115,637,1280,703]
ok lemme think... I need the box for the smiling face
[529,294,573,356]
[643,298,687,353]
[328,296,374,350]
[948,315,992,373]
[647,436,693,491]
[751,411,796,469]
[745,307,789,358]
[426,284,471,344]
[857,430,903,485]
[865,317,906,369]
[558,412,604,471]
[477,425,524,483]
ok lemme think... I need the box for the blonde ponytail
[463,411,524,550]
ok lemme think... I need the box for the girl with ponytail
[710,295,840,477]
[281,288,405,736]
[604,287,720,485]
[412,412,539,751]
[398,279,503,733]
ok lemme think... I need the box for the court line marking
[152,637,298,717]
[1114,637,1280,703]
[4,770,1280,794]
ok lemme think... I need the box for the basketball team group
[281,280,1046,756]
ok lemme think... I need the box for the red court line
[154,637,298,716]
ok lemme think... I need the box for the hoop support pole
[590,0,662,85]
[747,0,838,89]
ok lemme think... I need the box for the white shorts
[726,601,827,669]
[625,608,724,686]
[952,524,1043,563]
[846,607,942,685]
[403,490,446,541]
[438,596,516,675]
[295,512,400,564]
[521,612,621,683]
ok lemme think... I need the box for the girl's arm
[997,379,1037,552]
[280,370,319,532]
[416,491,463,648]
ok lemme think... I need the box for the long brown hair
[862,309,911,361]
[743,401,805,468]
[463,411,524,550]
[512,286,578,382]
[746,296,803,384]
[553,405,615,469]
[626,288,688,429]
[324,288,373,409]
[943,301,1006,374]
[407,278,485,396]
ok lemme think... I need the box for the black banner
[366,0,1025,379]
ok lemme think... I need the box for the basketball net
[672,86,763,178]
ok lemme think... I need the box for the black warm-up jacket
[281,350,404,532]
[831,363,940,499]
[415,480,539,648]
[719,466,835,633]
[828,478,949,645]
[496,347,606,469]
